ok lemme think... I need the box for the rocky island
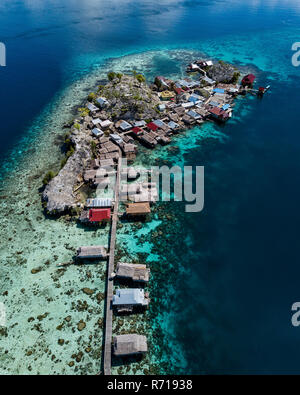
[42,59,254,215]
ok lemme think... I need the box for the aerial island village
[41,58,265,374]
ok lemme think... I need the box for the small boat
[257,85,270,97]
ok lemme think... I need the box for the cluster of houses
[76,243,150,357]
[79,61,255,169]
[79,166,157,225]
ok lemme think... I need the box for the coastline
[0,48,255,375]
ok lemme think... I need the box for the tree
[132,70,146,83]
[43,171,56,185]
[231,72,240,83]
[136,74,146,83]
[107,71,116,81]
[90,141,98,158]
[88,92,96,101]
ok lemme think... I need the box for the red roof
[174,87,184,95]
[209,106,222,116]
[147,122,159,131]
[132,127,142,135]
[209,106,229,119]
[89,208,111,222]
[242,74,256,85]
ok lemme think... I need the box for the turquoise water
[1,1,300,374]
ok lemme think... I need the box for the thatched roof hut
[116,262,150,283]
[77,246,107,259]
[126,202,151,216]
[113,334,147,356]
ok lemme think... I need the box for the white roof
[87,103,98,112]
[86,198,112,207]
[113,289,148,306]
[100,120,113,128]
[92,118,101,125]
[182,102,194,108]
[202,76,215,85]
[110,134,123,144]
[134,120,146,127]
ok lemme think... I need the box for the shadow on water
[112,352,145,368]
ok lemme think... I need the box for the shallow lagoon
[1,0,300,375]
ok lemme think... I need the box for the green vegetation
[218,60,226,66]
[66,146,75,158]
[43,171,56,185]
[107,71,116,81]
[197,88,210,98]
[107,71,123,82]
[132,70,146,83]
[120,105,129,113]
[64,132,71,143]
[60,157,67,169]
[60,132,75,169]
[78,107,89,117]
[90,140,98,158]
[136,74,146,83]
[88,92,97,101]
[74,123,80,130]
[231,71,240,83]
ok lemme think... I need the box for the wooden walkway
[103,152,122,375]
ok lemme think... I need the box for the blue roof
[92,128,103,137]
[153,120,165,127]
[209,101,220,107]
[222,104,230,110]
[213,88,225,94]
[187,110,201,119]
[177,79,189,87]
[119,121,132,130]
[96,97,109,106]
[113,289,146,306]
[188,94,200,103]
[168,121,179,129]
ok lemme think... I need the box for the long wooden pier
[103,151,122,375]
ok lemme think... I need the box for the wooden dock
[103,151,122,375]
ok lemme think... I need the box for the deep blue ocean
[1,0,300,374]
